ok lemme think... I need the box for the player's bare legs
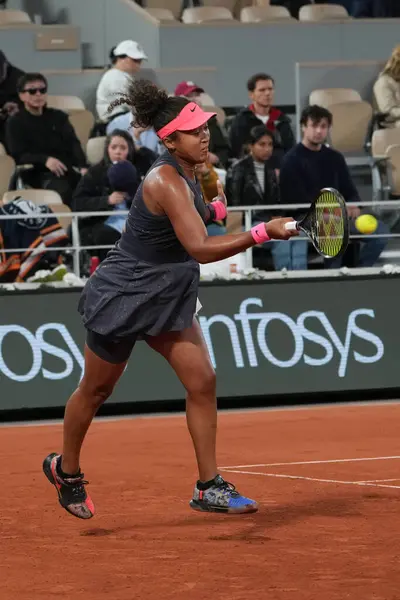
[42,346,126,519]
[147,320,258,514]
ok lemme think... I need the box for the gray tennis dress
[78,152,206,341]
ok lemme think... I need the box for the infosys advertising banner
[0,276,399,412]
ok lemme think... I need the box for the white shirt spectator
[96,70,133,121]
[96,40,147,122]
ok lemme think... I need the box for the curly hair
[108,79,189,135]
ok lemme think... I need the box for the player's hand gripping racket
[284,187,349,259]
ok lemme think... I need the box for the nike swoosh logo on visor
[190,107,196,112]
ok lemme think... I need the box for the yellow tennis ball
[355,214,378,234]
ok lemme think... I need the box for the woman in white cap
[96,40,147,124]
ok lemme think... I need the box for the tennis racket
[284,187,349,259]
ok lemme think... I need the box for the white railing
[1,200,400,278]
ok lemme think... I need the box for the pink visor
[157,102,216,140]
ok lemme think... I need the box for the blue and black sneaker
[190,474,258,514]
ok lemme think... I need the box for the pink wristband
[210,200,227,221]
[251,224,270,244]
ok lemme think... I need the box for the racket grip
[284,221,298,232]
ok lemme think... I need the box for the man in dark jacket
[229,73,295,165]
[6,72,87,206]
[0,50,24,149]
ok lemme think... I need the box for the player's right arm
[143,165,297,264]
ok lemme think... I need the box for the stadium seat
[0,155,16,197]
[386,144,400,196]
[3,188,63,205]
[145,8,176,21]
[371,128,400,158]
[144,0,182,19]
[254,0,271,5]
[0,9,31,24]
[182,7,234,24]
[86,137,106,165]
[0,143,6,156]
[241,6,293,22]
[200,0,237,11]
[68,110,95,150]
[47,95,86,112]
[299,4,350,21]
[309,88,362,108]
[328,101,373,154]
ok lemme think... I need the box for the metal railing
[1,200,400,278]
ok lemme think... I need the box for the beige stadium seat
[0,143,7,156]
[144,0,182,19]
[201,0,236,11]
[86,137,106,166]
[202,105,226,127]
[0,10,31,24]
[386,144,400,196]
[0,155,16,197]
[371,128,400,158]
[329,101,373,154]
[182,7,234,24]
[146,8,176,21]
[254,0,271,5]
[299,4,350,21]
[68,110,95,149]
[47,95,85,112]
[309,88,362,108]
[2,189,63,205]
[241,6,292,22]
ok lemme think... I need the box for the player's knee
[79,378,115,407]
[188,368,216,397]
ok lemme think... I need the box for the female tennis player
[42,80,298,519]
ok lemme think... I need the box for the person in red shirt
[229,73,295,165]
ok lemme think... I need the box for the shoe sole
[189,499,259,514]
[43,453,94,520]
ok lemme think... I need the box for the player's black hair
[249,125,275,145]
[300,105,333,127]
[108,79,189,137]
[247,73,275,92]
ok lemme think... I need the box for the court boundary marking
[220,468,400,490]
[220,455,400,469]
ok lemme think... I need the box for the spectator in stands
[106,113,162,155]
[174,81,230,168]
[225,125,296,270]
[280,105,388,269]
[229,73,295,165]
[351,0,400,17]
[96,40,147,124]
[374,45,400,128]
[72,130,142,262]
[6,73,87,206]
[0,50,24,150]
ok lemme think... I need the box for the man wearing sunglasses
[6,73,87,206]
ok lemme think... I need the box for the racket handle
[284,221,298,232]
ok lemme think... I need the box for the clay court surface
[1,402,400,600]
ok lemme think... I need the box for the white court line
[220,469,400,490]
[354,478,400,484]
[220,455,400,469]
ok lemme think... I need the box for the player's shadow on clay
[80,493,366,540]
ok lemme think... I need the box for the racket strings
[312,191,346,257]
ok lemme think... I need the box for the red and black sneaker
[42,453,95,519]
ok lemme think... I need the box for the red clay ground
[1,402,400,600]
